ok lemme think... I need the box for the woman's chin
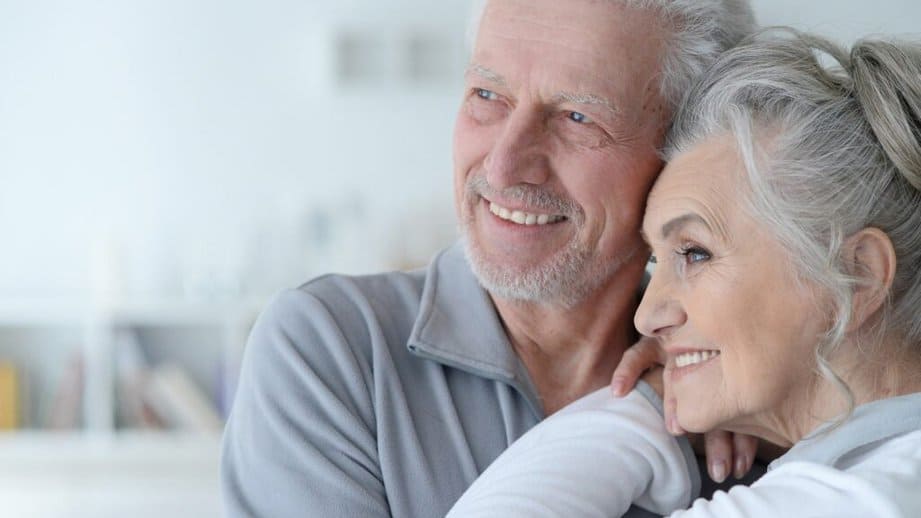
[676,412,720,434]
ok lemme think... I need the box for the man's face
[453,0,669,307]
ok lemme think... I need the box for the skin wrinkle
[552,92,620,118]
[466,64,630,143]
[476,6,665,102]
[483,0,671,59]
[659,213,711,241]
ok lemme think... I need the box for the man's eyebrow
[465,63,507,86]
[660,213,711,240]
[552,91,619,117]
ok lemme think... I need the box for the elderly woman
[446,30,921,518]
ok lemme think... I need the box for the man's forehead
[478,0,666,45]
[473,2,665,89]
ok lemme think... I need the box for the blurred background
[0,0,917,516]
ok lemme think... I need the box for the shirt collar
[407,242,543,415]
[770,391,921,470]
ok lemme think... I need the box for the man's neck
[492,259,647,415]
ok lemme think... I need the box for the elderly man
[222,0,757,516]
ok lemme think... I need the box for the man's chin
[461,238,593,308]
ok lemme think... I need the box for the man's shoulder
[300,268,427,308]
[280,243,475,328]
[239,270,429,390]
[248,244,490,372]
[256,268,428,342]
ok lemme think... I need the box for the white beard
[459,176,631,308]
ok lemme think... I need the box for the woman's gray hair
[465,0,757,111]
[666,29,921,413]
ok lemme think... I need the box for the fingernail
[611,379,625,396]
[734,455,749,479]
[710,461,728,483]
[668,415,682,435]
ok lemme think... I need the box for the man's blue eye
[476,88,498,101]
[568,111,592,124]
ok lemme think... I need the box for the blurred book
[115,329,162,429]
[45,352,84,429]
[145,363,223,433]
[0,362,20,429]
[115,328,222,433]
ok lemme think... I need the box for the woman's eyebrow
[660,213,711,240]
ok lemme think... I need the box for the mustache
[466,176,579,217]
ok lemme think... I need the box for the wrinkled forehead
[644,135,746,239]
[471,0,665,109]
[475,0,666,55]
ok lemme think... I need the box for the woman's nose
[634,270,687,339]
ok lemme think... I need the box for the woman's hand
[611,337,759,483]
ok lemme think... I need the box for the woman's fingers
[664,395,684,435]
[732,433,759,479]
[611,336,666,396]
[702,430,760,483]
[704,430,734,483]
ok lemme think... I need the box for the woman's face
[635,135,829,441]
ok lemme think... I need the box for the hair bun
[850,39,921,191]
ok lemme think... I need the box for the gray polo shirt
[221,243,670,517]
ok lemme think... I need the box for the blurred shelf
[108,298,266,326]
[0,299,88,326]
[0,431,221,518]
[0,297,264,439]
[0,297,266,326]
[0,430,220,464]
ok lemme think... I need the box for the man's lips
[487,200,567,226]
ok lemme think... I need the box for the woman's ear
[844,227,896,331]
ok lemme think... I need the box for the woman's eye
[568,111,592,124]
[475,88,498,101]
[677,246,711,264]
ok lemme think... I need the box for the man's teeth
[675,350,720,368]
[489,202,564,226]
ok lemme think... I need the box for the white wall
[753,0,920,43]
[0,0,918,302]
[0,0,469,301]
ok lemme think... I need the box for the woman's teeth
[675,350,720,368]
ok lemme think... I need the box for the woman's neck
[729,338,921,447]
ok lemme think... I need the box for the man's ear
[844,227,896,332]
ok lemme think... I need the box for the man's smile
[487,201,567,226]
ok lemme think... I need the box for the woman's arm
[446,384,700,517]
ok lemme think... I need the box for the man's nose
[483,108,550,190]
[634,270,687,339]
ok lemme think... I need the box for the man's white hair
[465,0,757,111]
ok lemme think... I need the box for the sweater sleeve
[220,288,389,518]
[446,384,699,517]
[670,460,907,518]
